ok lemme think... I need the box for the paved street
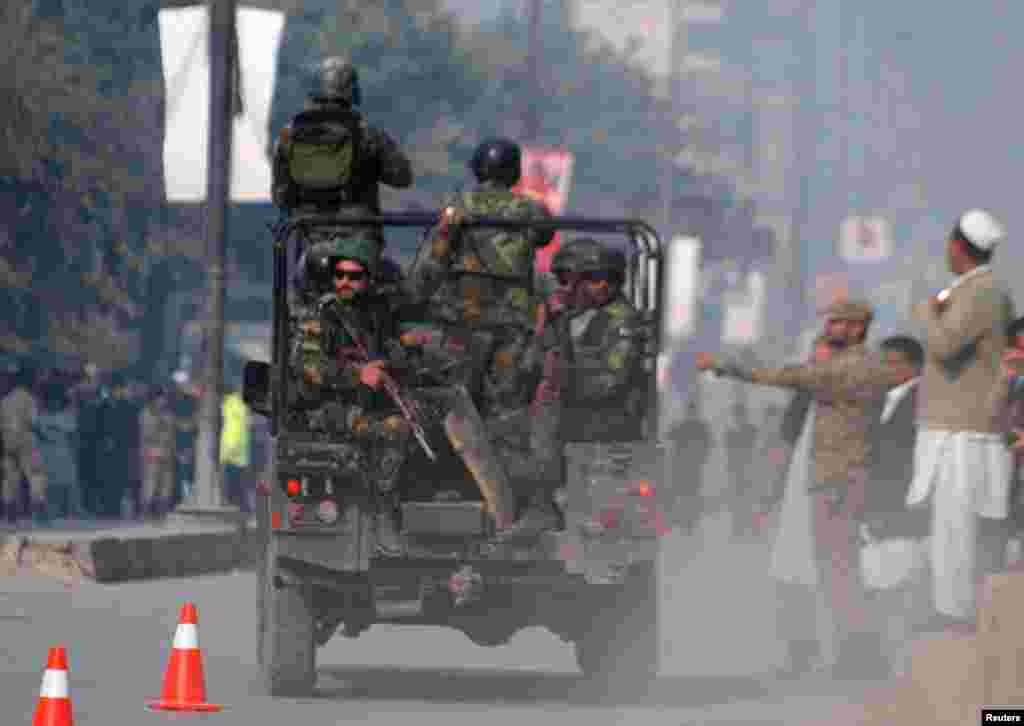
[2,513,879,725]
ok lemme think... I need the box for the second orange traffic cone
[146,602,222,712]
[33,646,73,726]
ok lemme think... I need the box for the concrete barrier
[1,518,264,583]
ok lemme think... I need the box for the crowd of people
[673,207,1023,678]
[0,363,264,527]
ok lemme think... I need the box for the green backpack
[286,107,362,200]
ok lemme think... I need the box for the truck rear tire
[261,573,317,697]
[575,563,658,687]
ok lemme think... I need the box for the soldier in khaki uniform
[698,300,906,674]
[140,386,177,519]
[1,365,48,525]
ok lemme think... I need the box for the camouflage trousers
[3,446,48,508]
[141,457,176,513]
[426,325,536,418]
[485,403,561,516]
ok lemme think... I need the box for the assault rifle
[332,316,437,461]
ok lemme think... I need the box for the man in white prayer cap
[909,208,1016,631]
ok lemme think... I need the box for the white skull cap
[958,209,1005,251]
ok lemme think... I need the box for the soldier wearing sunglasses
[504,238,646,538]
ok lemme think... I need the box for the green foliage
[0,0,731,372]
[0,0,163,369]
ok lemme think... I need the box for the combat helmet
[469,138,521,187]
[551,237,627,280]
[303,233,378,293]
[313,56,361,106]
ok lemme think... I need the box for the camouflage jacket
[405,181,553,330]
[712,343,906,484]
[318,291,418,411]
[540,295,646,441]
[271,105,412,214]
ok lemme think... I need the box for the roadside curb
[0,519,264,583]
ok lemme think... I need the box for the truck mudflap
[559,440,669,582]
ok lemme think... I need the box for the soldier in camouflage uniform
[310,235,518,553]
[139,385,177,519]
[308,235,415,556]
[271,57,413,259]
[522,239,647,535]
[405,138,554,532]
[697,300,907,675]
[0,365,47,525]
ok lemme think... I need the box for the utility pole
[663,0,683,235]
[524,0,542,141]
[176,0,239,521]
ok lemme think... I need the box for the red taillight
[632,480,654,498]
[286,478,301,497]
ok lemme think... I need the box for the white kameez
[907,428,1012,617]
[768,402,837,664]
[769,403,819,587]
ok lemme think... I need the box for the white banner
[663,237,702,341]
[838,215,893,262]
[159,6,285,202]
[721,269,766,345]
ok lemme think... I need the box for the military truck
[244,212,667,697]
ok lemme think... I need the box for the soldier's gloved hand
[359,360,387,389]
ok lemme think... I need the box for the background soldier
[140,385,177,519]
[524,238,646,537]
[0,364,47,525]
[667,398,712,535]
[271,56,413,259]
[405,138,554,532]
[697,300,906,676]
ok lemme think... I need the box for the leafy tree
[0,0,163,371]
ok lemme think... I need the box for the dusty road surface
[1,519,881,725]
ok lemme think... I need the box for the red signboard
[512,147,574,273]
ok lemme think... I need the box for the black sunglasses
[556,270,613,285]
[333,269,368,281]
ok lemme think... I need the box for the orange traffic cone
[33,646,73,726]
[146,602,222,712]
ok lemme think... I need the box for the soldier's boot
[374,503,405,558]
